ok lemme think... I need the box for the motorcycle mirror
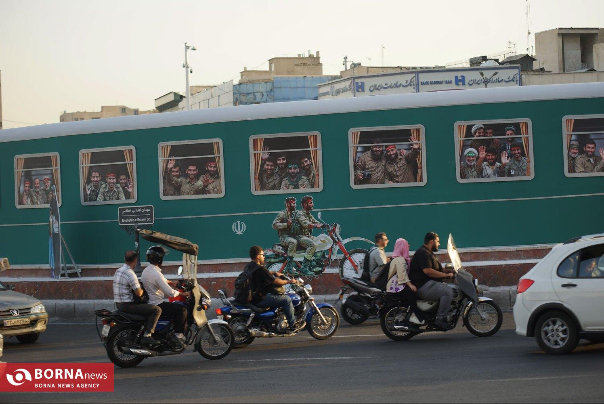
[177,266,183,276]
[318,212,322,220]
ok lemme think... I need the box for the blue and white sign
[353,72,416,96]
[417,66,520,92]
[317,78,353,100]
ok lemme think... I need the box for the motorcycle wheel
[106,328,145,368]
[196,323,234,360]
[463,300,503,337]
[341,294,369,325]
[380,306,417,341]
[339,248,368,279]
[308,307,339,340]
[229,316,255,348]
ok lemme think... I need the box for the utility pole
[343,56,349,70]
[525,0,532,55]
[381,45,385,66]
[183,42,196,111]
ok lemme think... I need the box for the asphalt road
[2,314,604,403]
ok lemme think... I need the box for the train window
[79,146,137,205]
[348,125,426,189]
[15,153,61,209]
[455,119,534,183]
[158,139,224,200]
[250,132,323,195]
[563,115,604,177]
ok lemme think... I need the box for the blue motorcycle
[217,276,339,348]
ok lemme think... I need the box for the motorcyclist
[248,245,299,333]
[272,197,299,274]
[408,232,455,330]
[113,251,161,346]
[295,195,325,275]
[141,246,191,347]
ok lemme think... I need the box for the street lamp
[183,42,196,111]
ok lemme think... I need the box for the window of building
[134,110,139,115]
[455,119,534,183]
[563,115,604,177]
[250,132,322,195]
[159,139,224,200]
[349,125,426,189]
[79,146,137,205]
[121,108,126,114]
[15,153,61,209]
[74,118,79,122]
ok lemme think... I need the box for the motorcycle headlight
[304,284,313,295]
[30,303,46,314]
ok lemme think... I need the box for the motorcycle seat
[342,277,382,294]
[113,310,148,322]
[236,303,270,314]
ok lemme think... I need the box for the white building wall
[179,81,234,111]
[563,35,582,72]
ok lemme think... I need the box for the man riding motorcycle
[295,195,325,275]
[141,246,191,347]
[408,232,455,330]
[272,197,299,274]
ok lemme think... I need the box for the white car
[514,233,604,354]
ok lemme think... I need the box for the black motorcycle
[337,277,386,325]
[380,234,503,341]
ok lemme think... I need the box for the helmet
[146,245,169,266]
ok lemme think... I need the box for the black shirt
[409,245,443,288]
[249,262,275,304]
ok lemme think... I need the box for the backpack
[233,263,260,303]
[373,261,392,291]
[360,247,378,282]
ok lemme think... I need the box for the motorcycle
[216,275,339,348]
[380,234,503,341]
[264,213,372,278]
[337,277,387,325]
[95,229,235,368]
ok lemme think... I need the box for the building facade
[60,105,156,122]
[535,28,604,72]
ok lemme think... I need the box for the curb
[42,287,517,322]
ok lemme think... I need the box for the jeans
[256,293,295,326]
[416,280,453,320]
[158,302,188,334]
[116,302,162,335]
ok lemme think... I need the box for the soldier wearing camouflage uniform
[574,139,604,173]
[567,141,580,174]
[275,153,289,185]
[354,138,386,185]
[167,160,205,196]
[201,161,222,195]
[459,148,481,180]
[20,179,32,206]
[384,142,420,184]
[280,163,310,190]
[30,178,48,205]
[163,163,181,197]
[97,170,126,201]
[300,156,316,188]
[503,143,528,177]
[272,197,299,274]
[295,195,324,275]
[85,168,106,202]
[259,157,281,191]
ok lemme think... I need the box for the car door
[552,243,604,331]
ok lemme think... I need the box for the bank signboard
[318,66,521,100]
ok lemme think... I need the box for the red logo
[0,363,114,392]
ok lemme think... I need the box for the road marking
[236,356,371,362]
[483,374,596,383]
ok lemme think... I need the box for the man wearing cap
[385,134,421,183]
[294,195,324,275]
[30,178,48,205]
[280,163,310,190]
[480,147,505,178]
[355,138,386,185]
[42,177,52,201]
[259,157,281,191]
[460,148,482,179]
[85,167,105,202]
[502,142,528,177]
[201,161,222,195]
[567,141,580,174]
[163,161,181,197]
[20,179,32,205]
[574,139,604,173]
[300,155,316,188]
[166,160,205,196]
[272,197,299,274]
[98,169,126,201]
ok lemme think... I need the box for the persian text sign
[418,67,520,92]
[0,363,114,392]
[317,78,353,100]
[353,73,416,96]
[118,205,154,226]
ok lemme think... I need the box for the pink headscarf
[392,238,411,268]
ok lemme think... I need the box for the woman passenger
[386,238,424,325]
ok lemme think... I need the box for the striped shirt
[113,264,140,303]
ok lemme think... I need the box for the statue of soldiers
[272,197,299,274]
[295,195,325,275]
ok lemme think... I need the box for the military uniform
[280,175,310,190]
[568,156,576,174]
[30,188,47,205]
[505,157,528,177]
[169,176,205,196]
[85,181,106,202]
[277,167,288,184]
[202,174,222,195]
[19,191,31,206]
[259,171,281,191]
[272,210,299,257]
[43,186,52,201]
[162,173,180,196]
[574,154,604,173]
[301,167,316,188]
[295,210,321,259]
[97,184,126,201]
[385,148,419,183]
[355,151,386,185]
[460,163,479,180]
[481,162,504,178]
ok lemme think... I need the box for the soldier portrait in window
[80,147,136,205]
[15,153,61,208]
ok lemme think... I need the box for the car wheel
[16,333,40,344]
[535,311,579,355]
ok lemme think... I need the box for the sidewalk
[43,286,517,322]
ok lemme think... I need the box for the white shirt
[141,264,179,306]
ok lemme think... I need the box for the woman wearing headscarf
[386,238,424,325]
